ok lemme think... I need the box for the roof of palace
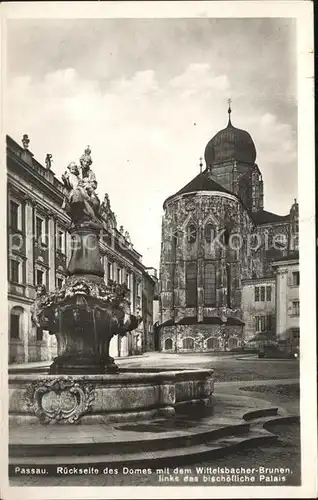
[251,209,290,225]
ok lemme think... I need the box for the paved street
[8,351,300,487]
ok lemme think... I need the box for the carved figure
[61,147,101,225]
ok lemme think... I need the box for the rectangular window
[56,230,65,252]
[291,329,300,342]
[10,259,20,283]
[36,327,43,341]
[254,287,260,302]
[36,269,44,285]
[255,315,267,332]
[204,262,216,306]
[36,216,45,243]
[292,271,300,286]
[186,262,197,307]
[10,201,20,230]
[260,286,265,302]
[56,277,63,289]
[292,301,300,316]
[266,286,272,302]
[125,272,130,287]
[10,314,20,339]
[107,262,113,281]
[117,268,121,284]
[266,315,272,331]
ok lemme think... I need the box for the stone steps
[9,427,276,467]
[9,418,250,457]
[8,406,298,468]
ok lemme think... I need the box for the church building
[159,104,299,352]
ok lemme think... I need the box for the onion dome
[205,103,257,166]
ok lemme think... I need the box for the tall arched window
[226,263,232,308]
[10,306,24,339]
[186,262,197,307]
[187,224,197,243]
[204,262,216,306]
[204,223,215,243]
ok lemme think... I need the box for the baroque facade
[7,134,157,363]
[159,106,299,352]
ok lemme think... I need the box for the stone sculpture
[32,146,141,374]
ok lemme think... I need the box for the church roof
[251,209,290,225]
[163,171,233,206]
[204,107,257,166]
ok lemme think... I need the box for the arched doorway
[164,338,173,350]
[182,337,194,350]
[228,337,238,350]
[9,306,25,363]
[206,337,219,350]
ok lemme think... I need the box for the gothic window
[164,338,173,350]
[186,262,197,307]
[187,224,197,244]
[204,223,215,243]
[204,262,216,306]
[182,337,194,349]
[226,263,231,308]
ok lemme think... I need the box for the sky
[5,18,297,269]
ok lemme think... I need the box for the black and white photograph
[1,1,316,499]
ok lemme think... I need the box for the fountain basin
[9,369,214,425]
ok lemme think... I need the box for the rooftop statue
[62,146,101,226]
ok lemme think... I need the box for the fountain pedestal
[33,222,139,375]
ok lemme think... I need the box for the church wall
[159,191,255,351]
[160,324,243,352]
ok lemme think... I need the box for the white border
[0,2,316,499]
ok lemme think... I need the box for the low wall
[9,369,214,425]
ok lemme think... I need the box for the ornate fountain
[9,147,214,425]
[31,146,140,375]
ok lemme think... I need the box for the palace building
[7,134,157,364]
[159,105,299,352]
